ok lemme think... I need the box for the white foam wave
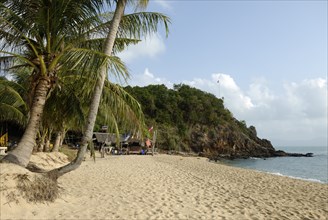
[249,157,261,160]
[266,172,325,184]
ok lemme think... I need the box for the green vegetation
[125,84,251,153]
[0,0,169,174]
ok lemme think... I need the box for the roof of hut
[93,132,134,144]
[93,132,116,143]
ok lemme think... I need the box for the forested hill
[124,84,276,159]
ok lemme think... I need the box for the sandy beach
[1,153,327,220]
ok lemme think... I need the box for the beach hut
[93,132,114,147]
[92,132,157,156]
[92,132,114,157]
[93,132,133,155]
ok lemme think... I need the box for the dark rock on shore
[273,150,313,157]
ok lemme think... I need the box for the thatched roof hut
[93,132,116,144]
[93,132,133,144]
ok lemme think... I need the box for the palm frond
[79,38,140,54]
[0,50,37,69]
[81,11,170,44]
[118,12,170,39]
[100,81,145,134]
[106,55,129,81]
[0,80,26,108]
[0,5,40,56]
[0,103,26,124]
[43,85,85,132]
[0,78,27,124]
[0,55,15,70]
[59,48,129,81]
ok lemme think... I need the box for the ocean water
[222,146,328,183]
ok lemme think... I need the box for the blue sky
[118,0,327,147]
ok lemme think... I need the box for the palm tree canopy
[1,0,170,169]
[0,76,27,124]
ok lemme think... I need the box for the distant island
[125,84,312,159]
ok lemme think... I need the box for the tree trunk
[44,128,52,152]
[52,132,61,152]
[60,127,66,147]
[1,77,50,167]
[38,129,47,152]
[44,139,50,152]
[52,0,127,177]
[38,141,44,152]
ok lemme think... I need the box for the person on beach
[144,138,152,155]
[145,138,151,148]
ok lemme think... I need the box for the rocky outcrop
[188,124,274,159]
[187,124,312,160]
[273,150,313,157]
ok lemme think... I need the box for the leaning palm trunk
[2,77,50,167]
[53,0,127,176]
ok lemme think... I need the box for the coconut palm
[44,74,144,153]
[0,0,118,166]
[53,0,170,176]
[52,0,128,175]
[1,0,169,169]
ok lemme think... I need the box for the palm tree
[53,0,170,176]
[45,74,144,153]
[1,0,169,169]
[41,75,86,152]
[0,0,115,166]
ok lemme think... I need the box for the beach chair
[0,146,7,155]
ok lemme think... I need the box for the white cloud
[217,75,327,146]
[118,34,165,63]
[184,74,255,111]
[153,0,172,10]
[247,78,276,105]
[283,79,327,118]
[129,68,173,88]
[130,69,327,146]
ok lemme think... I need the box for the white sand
[1,154,327,219]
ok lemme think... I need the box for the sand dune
[1,154,327,219]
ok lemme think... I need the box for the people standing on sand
[144,138,152,155]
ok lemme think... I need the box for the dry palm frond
[15,173,60,203]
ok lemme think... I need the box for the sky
[116,0,327,147]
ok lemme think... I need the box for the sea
[222,146,328,184]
